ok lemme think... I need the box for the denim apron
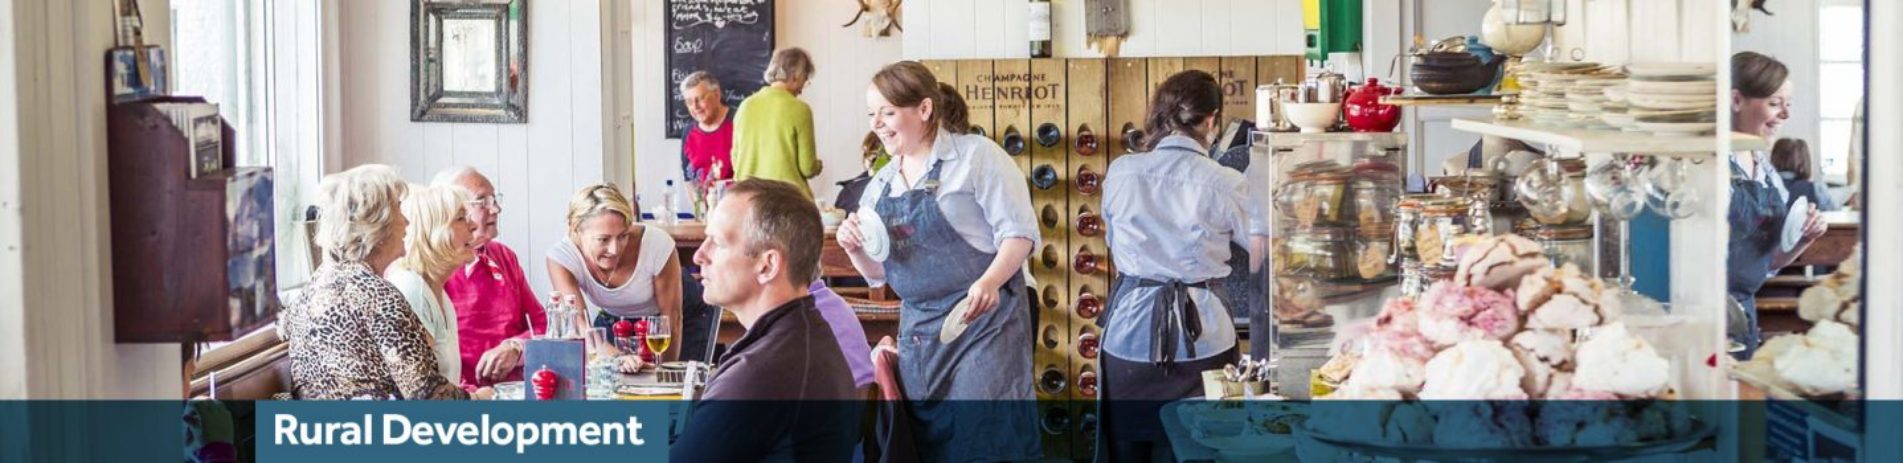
[1725,159,1787,360]
[874,157,1038,462]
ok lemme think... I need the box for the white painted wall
[0,0,182,400]
[627,0,904,212]
[903,0,1306,59]
[337,0,613,298]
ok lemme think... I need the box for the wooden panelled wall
[922,56,1302,457]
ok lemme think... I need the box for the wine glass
[643,315,673,361]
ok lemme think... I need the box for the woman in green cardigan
[732,47,824,199]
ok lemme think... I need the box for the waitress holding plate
[837,61,1040,462]
[1727,52,1827,359]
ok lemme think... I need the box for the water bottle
[658,180,680,225]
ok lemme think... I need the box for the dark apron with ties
[1096,274,1238,456]
[1725,159,1788,360]
[873,157,1038,462]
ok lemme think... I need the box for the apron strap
[1119,273,1208,366]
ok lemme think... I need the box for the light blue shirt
[1099,135,1258,361]
[857,129,1041,286]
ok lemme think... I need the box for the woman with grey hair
[280,164,487,400]
[732,47,824,199]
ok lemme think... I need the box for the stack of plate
[1517,62,1616,128]
[1562,74,1627,130]
[1622,63,1719,136]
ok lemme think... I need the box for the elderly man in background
[732,47,824,199]
[434,167,547,389]
[671,179,858,462]
[680,71,735,186]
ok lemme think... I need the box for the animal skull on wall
[844,0,903,37]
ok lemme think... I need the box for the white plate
[858,206,891,262]
[1635,121,1715,136]
[940,297,973,343]
[1627,95,1717,111]
[1627,79,1718,95]
[1782,197,1811,252]
[1625,63,1717,78]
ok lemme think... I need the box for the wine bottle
[1028,0,1053,58]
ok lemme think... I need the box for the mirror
[411,0,527,123]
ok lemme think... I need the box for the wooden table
[650,221,903,344]
[649,221,896,303]
[1788,210,1859,267]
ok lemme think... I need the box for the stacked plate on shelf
[1623,63,1720,136]
[1517,62,1619,128]
[1563,74,1628,130]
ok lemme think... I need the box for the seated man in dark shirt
[672,179,860,462]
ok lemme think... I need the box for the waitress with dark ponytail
[1097,70,1262,461]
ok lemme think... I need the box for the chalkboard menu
[664,0,775,139]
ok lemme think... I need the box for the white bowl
[1284,103,1341,134]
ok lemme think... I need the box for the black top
[670,296,861,462]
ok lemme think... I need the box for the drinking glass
[643,315,673,360]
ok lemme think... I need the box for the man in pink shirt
[680,71,734,185]
[435,167,546,389]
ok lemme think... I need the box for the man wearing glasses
[435,167,548,390]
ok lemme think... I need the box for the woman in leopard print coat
[280,165,483,400]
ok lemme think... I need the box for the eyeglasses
[467,193,504,208]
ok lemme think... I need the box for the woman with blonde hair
[546,184,684,360]
[279,164,484,400]
[386,184,478,385]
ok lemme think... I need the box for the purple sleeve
[809,283,875,388]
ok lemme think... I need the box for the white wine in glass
[644,316,672,357]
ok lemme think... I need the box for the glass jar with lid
[1355,229,1395,281]
[1285,226,1355,281]
[1352,176,1399,233]
[1394,194,1435,265]
[1287,162,1352,228]
[1415,197,1472,267]
[1517,222,1595,271]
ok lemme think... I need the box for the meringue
[1454,234,1551,289]
[1420,339,1530,400]
[1572,323,1671,398]
[1344,344,1428,395]
[1418,283,1522,347]
[1518,264,1621,330]
[1773,320,1859,396]
[1509,330,1574,397]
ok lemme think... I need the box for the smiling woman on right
[1726,51,1828,359]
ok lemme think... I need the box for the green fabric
[732,86,822,199]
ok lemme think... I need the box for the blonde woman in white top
[546,184,684,360]
[385,184,478,384]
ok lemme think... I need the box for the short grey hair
[314,164,408,264]
[679,71,722,94]
[431,166,483,189]
[763,48,814,84]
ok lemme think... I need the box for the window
[1816,0,1864,183]
[172,0,328,358]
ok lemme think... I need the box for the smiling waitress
[837,61,1040,462]
[1727,51,1827,359]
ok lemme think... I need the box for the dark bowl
[1411,63,1495,95]
[1415,52,1481,68]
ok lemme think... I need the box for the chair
[866,342,919,463]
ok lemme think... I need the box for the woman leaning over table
[546,184,683,361]
[836,61,1040,462]
[279,165,486,400]
[1727,52,1827,359]
[1097,70,1261,462]
[384,184,478,385]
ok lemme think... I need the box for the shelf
[1450,118,1770,154]
[1380,94,1506,107]
[1252,130,1410,149]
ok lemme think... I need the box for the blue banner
[258,401,675,461]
